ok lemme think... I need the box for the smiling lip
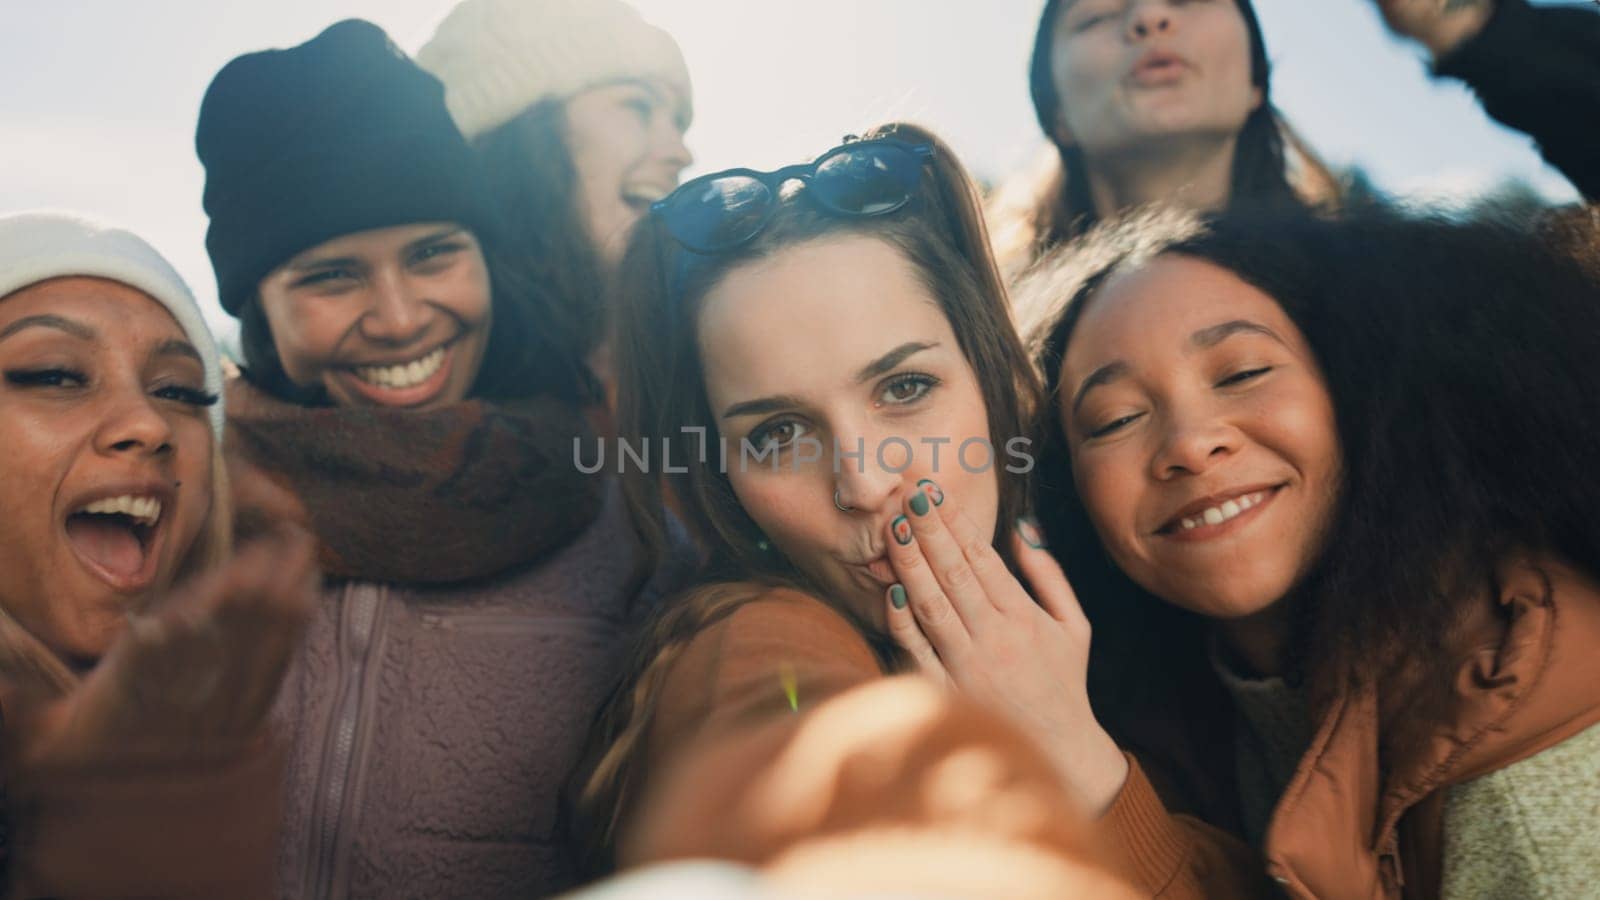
[1129,49,1190,86]
[337,342,456,408]
[1156,483,1285,543]
[62,480,175,593]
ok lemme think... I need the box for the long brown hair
[573,121,1043,870]
[472,100,611,363]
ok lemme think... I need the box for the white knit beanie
[417,0,692,141]
[0,211,224,437]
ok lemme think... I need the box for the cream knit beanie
[418,0,692,141]
[0,211,224,437]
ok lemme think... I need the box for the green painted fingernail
[910,491,930,516]
[917,479,944,506]
[1017,516,1046,549]
[892,515,913,545]
[890,584,908,609]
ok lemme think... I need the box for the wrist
[1422,1,1496,60]
[1052,721,1129,818]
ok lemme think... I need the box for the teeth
[80,494,161,526]
[1176,490,1269,531]
[623,185,671,205]
[355,346,446,390]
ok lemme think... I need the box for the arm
[3,729,286,900]
[619,592,1140,898]
[0,523,316,899]
[1379,0,1600,200]
[1103,755,1270,899]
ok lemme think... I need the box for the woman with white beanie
[0,211,316,899]
[418,0,694,405]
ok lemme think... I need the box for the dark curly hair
[1021,210,1600,802]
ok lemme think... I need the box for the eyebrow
[286,227,469,273]
[155,338,204,365]
[0,314,95,342]
[1070,319,1284,413]
[720,341,940,420]
[1190,319,1285,349]
[402,226,467,255]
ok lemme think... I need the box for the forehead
[0,276,184,339]
[696,236,954,404]
[1066,253,1298,363]
[286,221,462,264]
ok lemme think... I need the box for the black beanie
[197,19,499,317]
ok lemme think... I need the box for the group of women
[1,0,1596,898]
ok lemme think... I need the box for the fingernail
[910,490,931,517]
[1016,516,1046,549]
[917,479,944,506]
[890,584,908,609]
[892,515,913,545]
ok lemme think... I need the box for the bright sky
[1,0,1584,339]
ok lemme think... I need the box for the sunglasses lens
[810,144,922,216]
[661,175,773,252]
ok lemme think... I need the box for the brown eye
[750,418,809,451]
[878,373,938,405]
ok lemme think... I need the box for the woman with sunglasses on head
[991,0,1600,273]
[1011,208,1600,897]
[0,212,316,899]
[419,0,693,411]
[570,123,1141,896]
[196,20,683,898]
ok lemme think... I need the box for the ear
[1250,85,1265,113]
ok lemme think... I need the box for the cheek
[729,473,827,560]
[445,262,493,328]
[262,298,348,379]
[1072,448,1144,554]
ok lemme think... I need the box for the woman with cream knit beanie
[419,0,693,403]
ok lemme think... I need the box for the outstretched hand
[1373,0,1496,59]
[6,522,318,769]
[882,480,1128,816]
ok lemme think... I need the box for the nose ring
[834,489,853,512]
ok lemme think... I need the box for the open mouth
[622,184,673,214]
[64,493,165,592]
[339,342,455,407]
[1156,484,1284,539]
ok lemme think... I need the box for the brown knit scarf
[224,378,603,585]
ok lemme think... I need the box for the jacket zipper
[303,583,385,900]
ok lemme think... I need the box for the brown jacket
[1103,554,1600,898]
[619,586,1139,899]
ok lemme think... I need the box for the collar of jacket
[1261,553,1600,897]
[223,376,605,586]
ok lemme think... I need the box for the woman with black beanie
[195,20,685,899]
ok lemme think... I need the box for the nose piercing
[834,489,853,512]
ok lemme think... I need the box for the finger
[884,583,946,682]
[1011,520,1089,631]
[899,479,1001,631]
[885,513,972,660]
[935,501,1037,617]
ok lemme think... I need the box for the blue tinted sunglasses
[650,138,936,254]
